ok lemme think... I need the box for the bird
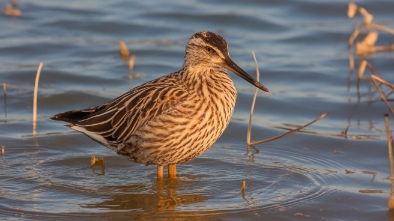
[51,31,269,179]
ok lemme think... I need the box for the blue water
[1,0,394,220]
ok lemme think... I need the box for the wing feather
[72,72,189,146]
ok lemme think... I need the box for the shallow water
[1,0,394,220]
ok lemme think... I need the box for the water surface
[1,0,394,220]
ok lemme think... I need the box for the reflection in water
[25,146,42,214]
[388,209,394,221]
[82,179,208,212]
[91,165,105,175]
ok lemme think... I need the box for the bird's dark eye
[205,46,213,53]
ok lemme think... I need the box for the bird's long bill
[223,58,269,92]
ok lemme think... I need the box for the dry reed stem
[348,28,362,47]
[384,114,394,209]
[348,46,355,71]
[364,31,378,46]
[3,83,6,120]
[374,45,394,53]
[365,61,379,76]
[359,190,385,194]
[355,32,378,56]
[358,7,373,25]
[348,27,363,71]
[357,44,394,56]
[370,23,394,36]
[90,156,105,168]
[33,63,43,135]
[347,1,358,18]
[3,4,21,16]
[347,2,394,45]
[355,42,372,56]
[371,77,394,118]
[241,180,247,201]
[347,3,394,70]
[343,126,349,138]
[273,124,372,139]
[90,156,97,167]
[384,114,393,178]
[358,59,367,78]
[371,75,394,91]
[128,54,136,80]
[249,113,328,146]
[247,51,260,145]
[348,28,394,56]
[246,51,328,145]
[118,41,129,59]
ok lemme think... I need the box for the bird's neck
[179,65,236,98]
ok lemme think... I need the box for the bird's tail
[50,104,107,124]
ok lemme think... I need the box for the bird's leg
[157,165,164,179]
[168,164,176,179]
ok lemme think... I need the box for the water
[1,0,394,220]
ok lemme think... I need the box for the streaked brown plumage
[51,31,269,178]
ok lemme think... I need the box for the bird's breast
[126,70,238,165]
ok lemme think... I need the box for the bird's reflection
[388,209,394,221]
[82,178,208,212]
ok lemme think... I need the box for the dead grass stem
[247,51,260,145]
[371,75,394,118]
[128,54,136,80]
[384,114,394,209]
[249,113,328,146]
[370,23,394,36]
[118,41,129,60]
[3,83,6,121]
[2,4,21,16]
[241,180,246,199]
[90,156,106,174]
[371,75,394,91]
[33,62,43,136]
[247,52,328,145]
[347,2,394,71]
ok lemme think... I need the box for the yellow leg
[157,165,164,179]
[168,164,176,179]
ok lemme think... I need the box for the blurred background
[1,0,394,220]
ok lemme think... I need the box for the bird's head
[184,31,269,92]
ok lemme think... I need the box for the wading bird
[51,31,269,179]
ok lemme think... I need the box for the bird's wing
[69,72,189,145]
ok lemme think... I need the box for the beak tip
[259,84,269,92]
[224,58,269,93]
